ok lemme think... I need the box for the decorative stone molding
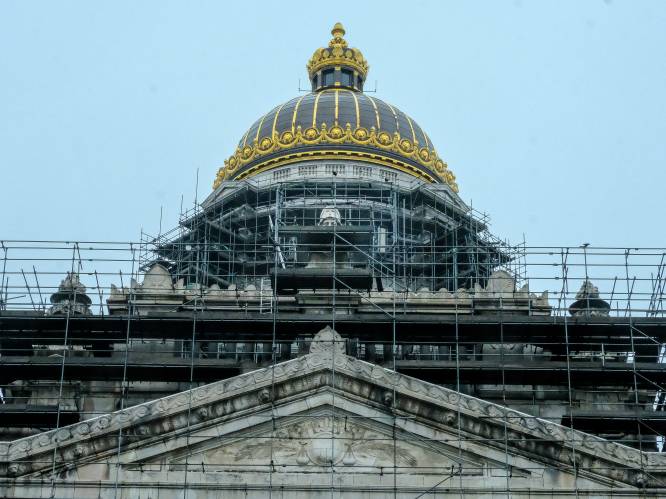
[569,280,611,317]
[309,325,346,356]
[48,272,92,316]
[228,415,420,468]
[3,335,664,488]
[107,266,551,317]
[472,271,550,315]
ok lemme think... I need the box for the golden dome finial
[331,22,346,40]
[306,22,369,89]
[328,22,348,49]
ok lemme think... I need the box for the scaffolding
[149,179,522,293]
[1,178,666,496]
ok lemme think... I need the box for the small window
[313,74,319,88]
[356,75,363,89]
[322,69,335,86]
[341,70,353,87]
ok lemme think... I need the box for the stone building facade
[2,23,665,498]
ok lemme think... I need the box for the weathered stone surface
[48,272,91,316]
[3,327,664,497]
[309,325,346,355]
[106,267,552,317]
[140,264,173,295]
[569,280,611,317]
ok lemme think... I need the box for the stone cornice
[1,348,665,488]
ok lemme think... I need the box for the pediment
[67,393,611,492]
[160,407,489,476]
[3,327,666,492]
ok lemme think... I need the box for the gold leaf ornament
[329,126,344,139]
[280,131,295,144]
[214,123,459,193]
[377,132,392,145]
[303,127,319,141]
[259,137,273,151]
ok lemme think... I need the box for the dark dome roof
[239,90,433,152]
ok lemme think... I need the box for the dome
[213,24,458,192]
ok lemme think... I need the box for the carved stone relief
[2,344,665,488]
[170,414,480,474]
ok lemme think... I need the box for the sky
[1,0,665,248]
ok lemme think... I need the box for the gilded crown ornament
[306,23,369,81]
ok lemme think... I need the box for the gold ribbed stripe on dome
[312,92,322,127]
[291,95,307,132]
[213,123,458,192]
[254,111,270,143]
[385,102,399,133]
[334,90,339,126]
[366,95,381,129]
[240,128,251,148]
[350,90,360,128]
[405,115,417,143]
[271,101,288,137]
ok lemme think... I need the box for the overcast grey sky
[1,0,664,247]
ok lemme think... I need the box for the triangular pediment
[3,328,665,494]
[147,405,490,476]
